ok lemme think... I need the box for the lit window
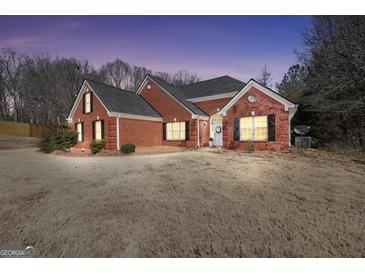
[76,122,83,142]
[240,116,268,141]
[166,122,185,140]
[84,93,91,113]
[94,120,103,140]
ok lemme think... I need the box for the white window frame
[84,93,91,113]
[166,121,186,141]
[240,115,268,141]
[76,122,83,142]
[94,120,102,140]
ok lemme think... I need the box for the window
[248,94,257,103]
[240,116,268,141]
[166,122,186,140]
[84,93,91,113]
[76,122,83,142]
[93,120,103,140]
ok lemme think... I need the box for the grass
[0,146,364,257]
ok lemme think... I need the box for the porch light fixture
[251,110,255,116]
[147,84,152,90]
[248,94,257,103]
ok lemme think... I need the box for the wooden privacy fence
[0,120,64,138]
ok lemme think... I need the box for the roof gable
[68,80,161,120]
[137,75,208,117]
[219,79,297,115]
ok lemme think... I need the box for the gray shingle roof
[147,75,208,117]
[86,79,161,118]
[145,75,247,117]
[180,75,246,99]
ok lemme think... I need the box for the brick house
[67,75,297,151]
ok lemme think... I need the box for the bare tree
[171,70,199,86]
[99,59,132,89]
[0,49,26,122]
[256,65,273,88]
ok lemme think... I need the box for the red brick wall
[193,97,232,145]
[139,80,198,147]
[194,97,231,116]
[72,84,117,150]
[119,117,162,147]
[199,120,210,146]
[223,86,289,151]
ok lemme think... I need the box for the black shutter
[162,123,166,141]
[185,121,190,141]
[101,120,104,139]
[90,93,93,113]
[268,114,275,141]
[92,121,95,140]
[82,94,85,114]
[233,117,240,141]
[81,122,84,142]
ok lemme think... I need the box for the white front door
[212,121,223,146]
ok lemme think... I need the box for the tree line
[0,50,199,125]
[273,16,365,152]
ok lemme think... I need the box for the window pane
[180,122,186,140]
[85,93,91,113]
[95,121,102,140]
[166,122,186,140]
[241,128,253,140]
[77,123,82,142]
[254,116,267,128]
[240,117,252,140]
[240,117,252,128]
[254,116,268,140]
[254,127,268,140]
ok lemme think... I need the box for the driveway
[0,139,364,257]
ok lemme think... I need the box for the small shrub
[39,129,78,153]
[246,142,254,153]
[209,137,214,141]
[90,139,106,154]
[120,143,136,153]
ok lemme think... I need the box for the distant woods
[0,50,199,125]
[275,16,365,152]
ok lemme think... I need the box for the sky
[0,16,310,84]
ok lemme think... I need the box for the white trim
[116,116,120,151]
[219,80,297,116]
[136,76,149,95]
[192,114,209,120]
[136,75,208,117]
[108,112,163,122]
[288,106,298,148]
[187,91,237,103]
[67,80,110,120]
[197,118,200,147]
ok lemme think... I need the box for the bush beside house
[40,129,78,153]
[120,144,136,153]
[90,139,106,154]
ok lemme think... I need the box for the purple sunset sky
[0,16,310,84]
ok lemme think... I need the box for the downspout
[116,115,120,151]
[197,118,200,147]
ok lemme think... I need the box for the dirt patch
[0,148,364,257]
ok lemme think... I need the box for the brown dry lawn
[0,136,364,257]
